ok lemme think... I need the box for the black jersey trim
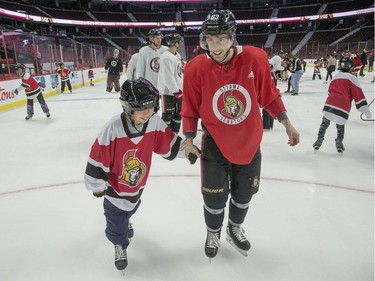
[323,105,349,120]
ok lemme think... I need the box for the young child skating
[313,56,372,155]
[88,66,94,86]
[84,78,186,272]
[312,61,322,80]
[13,64,50,120]
[56,62,72,93]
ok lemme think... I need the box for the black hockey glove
[188,147,201,164]
[174,91,183,113]
[188,153,197,164]
[38,82,46,88]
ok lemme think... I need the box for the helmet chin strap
[210,47,234,65]
[219,48,231,64]
[126,113,143,133]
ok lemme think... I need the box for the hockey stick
[360,98,374,121]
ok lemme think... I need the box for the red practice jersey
[181,45,287,164]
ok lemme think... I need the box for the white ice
[0,67,374,281]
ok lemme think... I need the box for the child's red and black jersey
[57,67,70,82]
[323,72,371,125]
[20,73,42,99]
[84,113,182,211]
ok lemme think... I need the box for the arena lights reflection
[0,7,373,28]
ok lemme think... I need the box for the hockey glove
[38,82,46,88]
[92,190,106,198]
[174,91,183,113]
[14,89,19,95]
[188,147,201,164]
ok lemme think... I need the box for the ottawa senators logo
[118,150,146,187]
[212,84,251,125]
[150,57,160,73]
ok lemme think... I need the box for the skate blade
[225,235,249,257]
[313,148,319,154]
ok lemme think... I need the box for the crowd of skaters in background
[265,48,374,130]
[268,48,374,91]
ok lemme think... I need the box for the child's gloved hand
[92,190,106,198]
[14,89,18,94]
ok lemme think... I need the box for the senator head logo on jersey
[213,84,251,125]
[118,150,146,187]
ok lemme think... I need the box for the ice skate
[114,244,128,271]
[204,230,220,262]
[225,223,250,257]
[25,115,32,120]
[46,112,50,118]
[312,138,323,152]
[128,222,134,239]
[335,139,345,157]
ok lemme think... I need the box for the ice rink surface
[0,66,374,281]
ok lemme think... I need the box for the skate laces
[206,231,221,248]
[114,245,127,261]
[230,225,247,243]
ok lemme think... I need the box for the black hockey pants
[201,133,261,232]
[61,79,72,92]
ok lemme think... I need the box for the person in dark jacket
[105,49,123,93]
[359,49,367,77]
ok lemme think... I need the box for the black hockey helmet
[16,63,26,77]
[339,56,354,72]
[120,78,160,114]
[201,9,237,36]
[163,33,182,47]
[200,9,237,50]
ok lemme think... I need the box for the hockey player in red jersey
[312,56,372,155]
[13,64,50,120]
[56,62,72,93]
[84,78,185,271]
[181,9,300,259]
[88,66,94,86]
